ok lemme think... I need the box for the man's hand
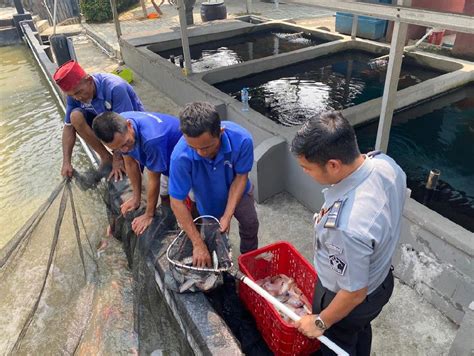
[61,161,74,178]
[295,315,324,339]
[192,239,212,267]
[131,213,153,235]
[108,152,126,182]
[120,197,141,215]
[219,214,232,233]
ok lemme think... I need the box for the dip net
[166,215,233,293]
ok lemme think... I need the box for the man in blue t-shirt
[53,61,145,181]
[169,102,259,267]
[93,111,182,235]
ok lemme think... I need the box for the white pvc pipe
[241,277,349,356]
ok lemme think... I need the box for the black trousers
[312,269,394,356]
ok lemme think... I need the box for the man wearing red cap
[54,60,145,180]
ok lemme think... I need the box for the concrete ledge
[252,136,287,203]
[449,307,474,355]
[12,13,32,35]
[0,18,13,27]
[152,233,242,356]
[82,22,121,59]
[124,20,254,48]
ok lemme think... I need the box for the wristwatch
[314,315,327,331]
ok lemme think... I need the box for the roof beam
[291,0,474,33]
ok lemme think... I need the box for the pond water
[215,51,444,126]
[356,85,474,232]
[156,30,329,73]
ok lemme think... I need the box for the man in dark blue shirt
[93,111,182,235]
[53,60,145,181]
[169,102,259,267]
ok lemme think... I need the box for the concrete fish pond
[214,50,445,126]
[156,29,329,73]
[356,84,474,232]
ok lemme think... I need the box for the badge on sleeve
[329,254,347,275]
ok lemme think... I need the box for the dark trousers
[312,269,394,356]
[233,191,259,254]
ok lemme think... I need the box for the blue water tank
[335,0,391,40]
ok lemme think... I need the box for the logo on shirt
[105,101,112,110]
[224,160,233,169]
[325,243,343,254]
[144,113,163,123]
[329,255,347,275]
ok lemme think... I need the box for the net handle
[166,215,232,273]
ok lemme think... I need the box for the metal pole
[13,0,25,14]
[177,0,192,76]
[110,0,122,39]
[375,0,409,152]
[140,0,148,17]
[53,0,58,35]
[246,0,253,14]
[351,15,358,39]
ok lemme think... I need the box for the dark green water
[215,51,444,126]
[356,85,474,232]
[157,30,328,73]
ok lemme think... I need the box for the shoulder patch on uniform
[324,198,346,229]
[367,150,382,158]
[329,255,347,275]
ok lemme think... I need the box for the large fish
[256,274,312,323]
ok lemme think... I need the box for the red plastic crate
[238,241,320,356]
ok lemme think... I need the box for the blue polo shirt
[169,121,254,218]
[64,73,144,125]
[120,112,182,177]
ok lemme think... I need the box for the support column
[178,0,192,76]
[140,0,148,17]
[13,0,25,14]
[110,0,122,38]
[375,0,409,152]
[351,15,358,39]
[246,0,253,14]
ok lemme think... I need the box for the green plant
[80,0,139,23]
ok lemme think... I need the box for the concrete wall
[395,198,473,325]
[0,26,19,46]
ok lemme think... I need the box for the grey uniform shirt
[313,153,407,294]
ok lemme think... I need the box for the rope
[11,180,69,353]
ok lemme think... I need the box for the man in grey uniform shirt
[292,112,407,355]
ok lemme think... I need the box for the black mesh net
[166,216,233,293]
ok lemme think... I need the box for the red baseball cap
[53,60,87,92]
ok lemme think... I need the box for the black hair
[290,111,360,165]
[92,111,128,143]
[179,102,221,138]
